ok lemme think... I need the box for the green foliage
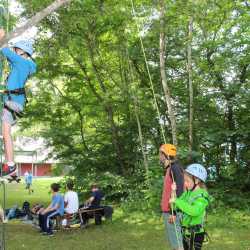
[13,0,250,199]
[61,171,130,203]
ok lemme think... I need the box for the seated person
[79,184,104,226]
[64,181,79,227]
[81,184,104,209]
[38,183,64,236]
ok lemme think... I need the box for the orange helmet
[159,144,177,157]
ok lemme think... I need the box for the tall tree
[159,0,178,145]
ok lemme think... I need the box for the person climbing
[170,164,209,250]
[0,28,36,176]
[159,144,184,250]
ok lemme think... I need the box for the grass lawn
[0,178,250,250]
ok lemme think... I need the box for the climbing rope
[130,0,166,144]
[0,1,9,249]
[129,1,183,248]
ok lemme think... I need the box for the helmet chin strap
[191,176,198,191]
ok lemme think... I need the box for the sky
[8,0,38,43]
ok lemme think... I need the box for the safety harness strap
[4,87,26,96]
[3,87,27,121]
[4,103,24,121]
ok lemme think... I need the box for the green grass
[0,177,61,208]
[0,178,250,250]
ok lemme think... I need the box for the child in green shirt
[170,163,209,250]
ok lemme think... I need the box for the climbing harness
[3,88,26,121]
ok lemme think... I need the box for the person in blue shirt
[26,171,34,194]
[38,183,64,236]
[0,29,37,176]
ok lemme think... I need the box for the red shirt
[161,167,172,212]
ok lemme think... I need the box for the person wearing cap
[159,144,184,250]
[0,28,36,177]
[170,164,209,250]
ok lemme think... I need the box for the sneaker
[45,232,54,237]
[1,164,16,177]
[39,230,46,234]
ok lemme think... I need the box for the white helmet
[14,40,34,56]
[185,164,207,182]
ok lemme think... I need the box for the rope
[0,1,9,249]
[130,0,166,144]
[129,1,182,248]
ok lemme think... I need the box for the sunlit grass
[0,178,250,250]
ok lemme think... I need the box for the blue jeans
[163,212,183,249]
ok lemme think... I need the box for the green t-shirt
[174,188,209,229]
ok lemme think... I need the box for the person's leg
[82,212,88,225]
[1,106,16,176]
[163,212,184,250]
[80,209,89,226]
[46,211,59,234]
[193,233,205,250]
[38,214,45,231]
[2,121,13,163]
[1,101,23,176]
[65,213,72,227]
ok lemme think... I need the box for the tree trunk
[187,16,193,154]
[159,0,178,146]
[227,104,236,163]
[85,38,126,175]
[0,0,72,48]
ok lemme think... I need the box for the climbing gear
[182,224,203,235]
[13,40,34,56]
[2,88,26,121]
[186,164,207,182]
[4,87,26,103]
[160,144,177,157]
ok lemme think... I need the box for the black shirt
[90,190,103,208]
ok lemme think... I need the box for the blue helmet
[185,163,207,182]
[13,40,34,56]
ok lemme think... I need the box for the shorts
[2,100,23,126]
[163,212,183,249]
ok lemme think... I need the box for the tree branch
[0,0,72,48]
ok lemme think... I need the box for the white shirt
[64,191,79,214]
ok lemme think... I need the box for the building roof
[13,137,58,164]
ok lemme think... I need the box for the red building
[15,150,53,177]
[17,163,52,177]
